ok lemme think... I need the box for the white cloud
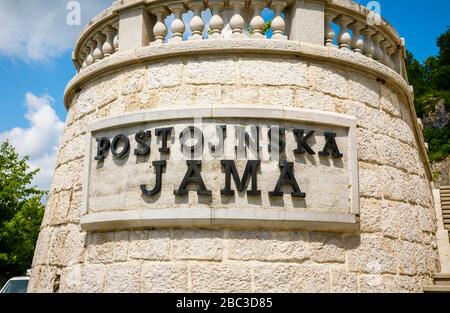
[0,93,65,190]
[0,0,111,62]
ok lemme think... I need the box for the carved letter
[175,161,212,196]
[140,161,166,196]
[134,131,151,156]
[319,132,343,158]
[293,129,315,155]
[268,127,286,153]
[95,137,110,161]
[235,125,261,159]
[111,134,130,159]
[155,127,173,153]
[221,160,261,196]
[209,125,226,155]
[269,161,306,197]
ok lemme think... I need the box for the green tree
[0,141,45,284]
[406,27,450,162]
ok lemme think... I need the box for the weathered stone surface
[294,89,335,112]
[129,230,170,261]
[141,262,188,293]
[347,235,396,274]
[86,232,114,264]
[310,232,345,263]
[349,72,380,108]
[82,264,105,293]
[228,231,309,262]
[173,230,223,261]
[186,58,235,85]
[104,262,141,293]
[253,264,303,293]
[147,61,183,89]
[190,264,252,293]
[309,64,349,98]
[331,270,357,293]
[240,58,308,87]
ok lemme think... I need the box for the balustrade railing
[73,0,407,80]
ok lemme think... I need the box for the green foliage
[0,141,45,281]
[406,27,450,162]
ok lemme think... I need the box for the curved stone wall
[29,47,439,293]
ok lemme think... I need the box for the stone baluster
[188,1,205,40]
[168,3,187,42]
[102,26,116,57]
[334,15,352,50]
[379,39,390,66]
[229,0,245,38]
[209,0,225,39]
[249,0,267,38]
[86,40,96,66]
[151,7,170,44]
[361,26,374,58]
[271,0,287,40]
[386,45,396,69]
[82,47,90,68]
[113,32,119,52]
[93,32,106,62]
[349,21,364,54]
[324,12,336,47]
[371,32,384,62]
[80,51,87,69]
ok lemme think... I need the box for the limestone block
[194,86,222,106]
[86,232,115,264]
[48,190,71,225]
[35,266,58,293]
[397,203,422,243]
[82,264,105,293]
[66,189,82,224]
[380,201,400,239]
[190,263,252,293]
[185,59,235,85]
[48,224,85,266]
[113,231,130,262]
[228,231,309,262]
[395,240,417,275]
[389,117,415,146]
[331,270,357,293]
[141,262,188,293]
[358,274,396,293]
[121,70,145,96]
[60,265,82,293]
[104,262,141,293]
[394,275,422,293]
[294,89,335,112]
[347,235,396,274]
[94,74,121,107]
[359,165,383,198]
[380,84,401,117]
[240,59,308,87]
[253,264,303,293]
[157,86,195,107]
[258,87,294,107]
[222,86,258,105]
[129,230,170,261]
[349,72,380,108]
[359,198,381,233]
[300,265,331,293]
[148,61,183,89]
[172,230,223,261]
[32,227,54,266]
[309,64,349,98]
[309,232,345,263]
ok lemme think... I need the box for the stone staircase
[423,274,450,293]
[442,186,450,232]
[423,186,450,293]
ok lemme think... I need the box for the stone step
[423,285,450,293]
[434,274,450,286]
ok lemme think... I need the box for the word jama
[94,125,343,198]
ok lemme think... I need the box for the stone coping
[80,208,360,233]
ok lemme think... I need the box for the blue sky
[0,0,448,189]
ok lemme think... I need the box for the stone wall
[29,54,440,293]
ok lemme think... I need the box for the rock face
[423,101,449,130]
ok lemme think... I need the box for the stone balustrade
[72,0,407,79]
